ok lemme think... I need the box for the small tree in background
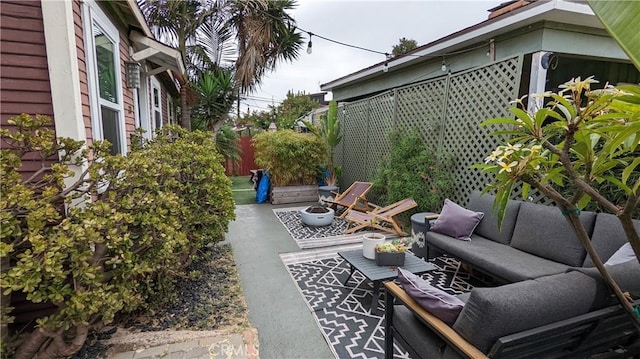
[475,77,640,330]
[275,90,320,129]
[371,130,455,226]
[392,37,417,57]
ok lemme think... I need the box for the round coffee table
[300,206,335,226]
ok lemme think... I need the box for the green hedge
[252,130,328,186]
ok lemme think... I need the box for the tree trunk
[620,216,640,265]
[180,85,191,131]
[1,257,10,347]
[15,324,88,359]
[565,213,640,332]
[523,176,640,332]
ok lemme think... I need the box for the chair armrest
[425,214,440,220]
[384,282,488,359]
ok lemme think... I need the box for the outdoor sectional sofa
[385,191,640,358]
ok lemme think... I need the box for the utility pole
[236,90,241,124]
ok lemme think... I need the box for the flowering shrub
[474,77,640,330]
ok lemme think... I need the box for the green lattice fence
[441,56,523,204]
[337,55,533,206]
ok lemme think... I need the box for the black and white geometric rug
[281,245,489,359]
[273,207,394,249]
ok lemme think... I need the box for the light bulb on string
[307,33,313,54]
[441,58,447,72]
[382,53,390,73]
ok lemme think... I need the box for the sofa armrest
[384,281,487,359]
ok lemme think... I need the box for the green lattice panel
[334,110,345,178]
[395,78,447,147]
[441,56,523,205]
[341,99,371,188]
[366,93,394,180]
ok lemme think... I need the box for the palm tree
[137,0,303,130]
[138,0,222,130]
[191,67,237,132]
[226,0,303,92]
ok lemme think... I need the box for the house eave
[130,30,186,75]
[321,0,598,91]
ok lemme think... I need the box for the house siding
[0,0,60,325]
[119,30,136,150]
[162,88,168,126]
[73,0,93,146]
[0,0,58,174]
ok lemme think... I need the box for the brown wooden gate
[225,136,257,176]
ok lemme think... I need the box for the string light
[441,58,448,72]
[382,53,391,73]
[253,6,490,62]
[255,8,490,63]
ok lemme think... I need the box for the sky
[240,0,502,116]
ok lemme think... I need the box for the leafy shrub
[252,130,328,186]
[371,130,455,216]
[0,116,234,358]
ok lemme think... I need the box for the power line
[298,28,388,56]
[256,8,489,61]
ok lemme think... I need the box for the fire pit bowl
[300,206,335,227]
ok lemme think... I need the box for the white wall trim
[41,0,86,144]
[41,0,88,193]
[528,51,548,113]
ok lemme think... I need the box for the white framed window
[83,1,126,155]
[150,77,163,132]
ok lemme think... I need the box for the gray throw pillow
[397,268,465,325]
[430,199,484,241]
[605,243,635,266]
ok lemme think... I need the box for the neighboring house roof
[321,0,599,91]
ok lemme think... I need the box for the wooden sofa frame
[384,281,640,359]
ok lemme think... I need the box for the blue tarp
[256,171,270,204]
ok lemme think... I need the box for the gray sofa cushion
[467,191,522,245]
[583,213,640,267]
[452,271,598,354]
[393,305,447,359]
[510,202,596,267]
[427,231,570,282]
[571,259,640,301]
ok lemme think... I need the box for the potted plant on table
[375,238,412,266]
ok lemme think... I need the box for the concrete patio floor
[227,203,334,359]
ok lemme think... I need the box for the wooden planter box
[270,185,319,205]
[375,251,406,266]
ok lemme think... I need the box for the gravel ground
[73,242,251,358]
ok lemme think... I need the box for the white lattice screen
[337,56,534,205]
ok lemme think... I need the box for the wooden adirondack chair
[344,198,418,236]
[325,181,373,218]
